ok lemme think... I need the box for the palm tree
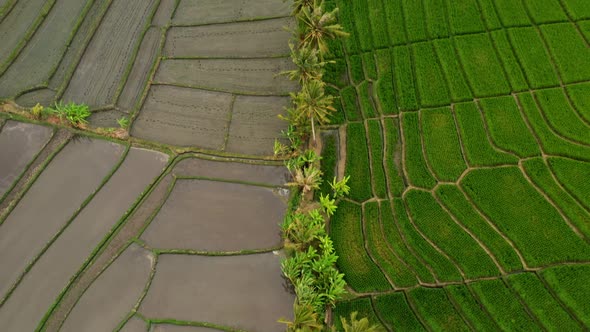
[282,44,330,84]
[298,0,349,57]
[333,312,386,332]
[290,79,336,142]
[278,301,323,332]
[289,0,315,16]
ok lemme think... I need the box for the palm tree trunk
[311,116,317,145]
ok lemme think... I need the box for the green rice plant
[361,53,377,81]
[407,287,471,331]
[412,42,451,107]
[116,117,129,129]
[454,102,519,166]
[423,0,448,38]
[432,39,472,102]
[325,86,346,125]
[340,86,361,121]
[580,20,590,40]
[566,82,590,123]
[345,123,372,201]
[333,298,383,331]
[373,292,426,331]
[508,27,560,88]
[357,81,377,118]
[490,30,529,92]
[383,118,405,196]
[507,273,582,331]
[366,0,389,48]
[517,92,590,162]
[493,0,531,27]
[392,198,463,282]
[334,311,386,332]
[479,96,541,158]
[522,158,590,238]
[435,184,524,272]
[330,200,391,292]
[298,1,349,57]
[469,279,541,331]
[445,285,501,331]
[401,112,437,189]
[402,0,428,42]
[446,0,485,34]
[477,0,502,29]
[561,0,590,20]
[541,23,590,84]
[540,265,590,326]
[381,0,406,45]
[335,0,360,53]
[323,57,348,88]
[522,0,568,23]
[405,190,499,278]
[461,167,590,266]
[365,201,417,287]
[421,107,466,181]
[47,101,91,126]
[374,50,396,115]
[318,134,337,197]
[454,33,511,97]
[381,200,436,283]
[348,55,364,85]
[350,0,373,51]
[392,46,418,111]
[534,88,590,145]
[367,120,387,198]
[547,157,590,210]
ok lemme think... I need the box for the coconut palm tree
[290,0,315,16]
[290,79,336,142]
[298,0,349,57]
[282,44,331,84]
[279,301,323,332]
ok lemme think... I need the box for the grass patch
[446,0,485,34]
[330,200,391,292]
[469,279,541,331]
[433,39,472,102]
[445,284,500,331]
[522,157,590,238]
[393,46,418,111]
[393,198,463,282]
[374,292,426,331]
[508,27,560,88]
[540,264,590,326]
[461,167,590,266]
[402,112,437,188]
[541,23,590,83]
[493,0,531,26]
[435,184,524,272]
[517,92,590,162]
[421,107,467,181]
[454,102,519,166]
[454,33,511,97]
[507,272,581,331]
[479,96,541,158]
[405,189,499,278]
[407,287,471,331]
[346,123,373,202]
[365,201,417,287]
[490,30,529,92]
[547,157,590,210]
[412,42,451,107]
[566,82,590,123]
[367,120,388,198]
[535,87,590,145]
[383,118,405,196]
[522,0,568,23]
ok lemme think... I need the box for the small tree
[290,79,336,142]
[298,0,349,57]
[333,312,386,332]
[282,44,331,84]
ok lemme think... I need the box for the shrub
[47,101,91,126]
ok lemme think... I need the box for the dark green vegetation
[325,0,590,329]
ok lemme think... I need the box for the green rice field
[325,0,590,329]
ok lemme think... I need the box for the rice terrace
[0,0,589,331]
